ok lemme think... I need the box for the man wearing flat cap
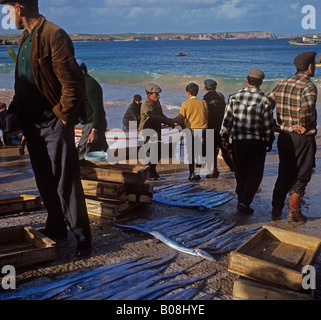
[267,51,317,222]
[139,83,175,180]
[203,79,234,178]
[220,69,274,215]
[1,0,91,256]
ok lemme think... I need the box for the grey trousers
[24,117,91,244]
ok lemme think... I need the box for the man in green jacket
[2,0,91,257]
[77,59,108,160]
[139,83,174,180]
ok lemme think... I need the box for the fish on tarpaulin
[113,214,260,259]
[0,254,215,301]
[153,184,234,209]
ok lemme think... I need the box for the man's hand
[169,119,176,129]
[61,119,67,127]
[88,129,98,144]
[292,125,306,135]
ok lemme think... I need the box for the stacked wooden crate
[79,160,153,219]
[228,225,321,300]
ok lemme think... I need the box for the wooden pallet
[0,226,56,269]
[0,195,42,216]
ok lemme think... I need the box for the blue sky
[1,0,321,35]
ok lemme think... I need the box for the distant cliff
[70,31,277,41]
[0,31,277,45]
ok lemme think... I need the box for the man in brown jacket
[2,0,91,257]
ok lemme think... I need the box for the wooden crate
[233,276,313,300]
[0,195,42,216]
[228,225,321,291]
[85,198,141,219]
[79,160,149,185]
[82,180,153,203]
[81,180,126,198]
[0,227,56,269]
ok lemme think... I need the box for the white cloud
[290,3,300,10]
[211,0,251,19]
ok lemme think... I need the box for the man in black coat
[203,79,234,178]
[123,94,142,130]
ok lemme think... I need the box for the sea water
[0,38,320,128]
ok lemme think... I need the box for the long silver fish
[197,222,238,249]
[69,267,181,300]
[59,254,177,300]
[211,233,255,253]
[182,221,233,248]
[157,283,204,300]
[0,258,142,300]
[125,273,214,300]
[209,227,260,251]
[174,219,222,243]
[113,222,216,261]
[150,231,216,261]
[107,271,182,300]
[158,216,217,238]
[33,258,156,300]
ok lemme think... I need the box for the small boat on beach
[288,40,320,46]
[175,51,188,57]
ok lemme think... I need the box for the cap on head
[134,94,142,101]
[204,79,217,90]
[247,68,265,80]
[293,51,317,71]
[145,83,162,94]
[0,102,6,109]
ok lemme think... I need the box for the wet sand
[0,131,321,300]
[1,88,321,300]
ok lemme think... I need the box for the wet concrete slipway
[0,133,321,302]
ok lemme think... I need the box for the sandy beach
[1,85,321,301]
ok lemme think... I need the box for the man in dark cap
[1,0,91,257]
[123,94,142,130]
[203,79,234,178]
[77,59,108,160]
[267,51,317,222]
[221,69,274,214]
[139,83,174,180]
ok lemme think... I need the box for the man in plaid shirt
[267,51,317,222]
[221,69,274,214]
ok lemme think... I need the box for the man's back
[267,73,317,135]
[180,97,208,129]
[203,91,225,131]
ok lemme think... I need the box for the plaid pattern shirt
[267,72,317,135]
[220,87,274,145]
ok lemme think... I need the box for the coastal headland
[0,31,277,45]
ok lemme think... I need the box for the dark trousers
[24,117,91,244]
[187,129,206,175]
[142,135,162,174]
[272,131,315,210]
[232,140,266,207]
[78,119,108,160]
[214,131,234,171]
